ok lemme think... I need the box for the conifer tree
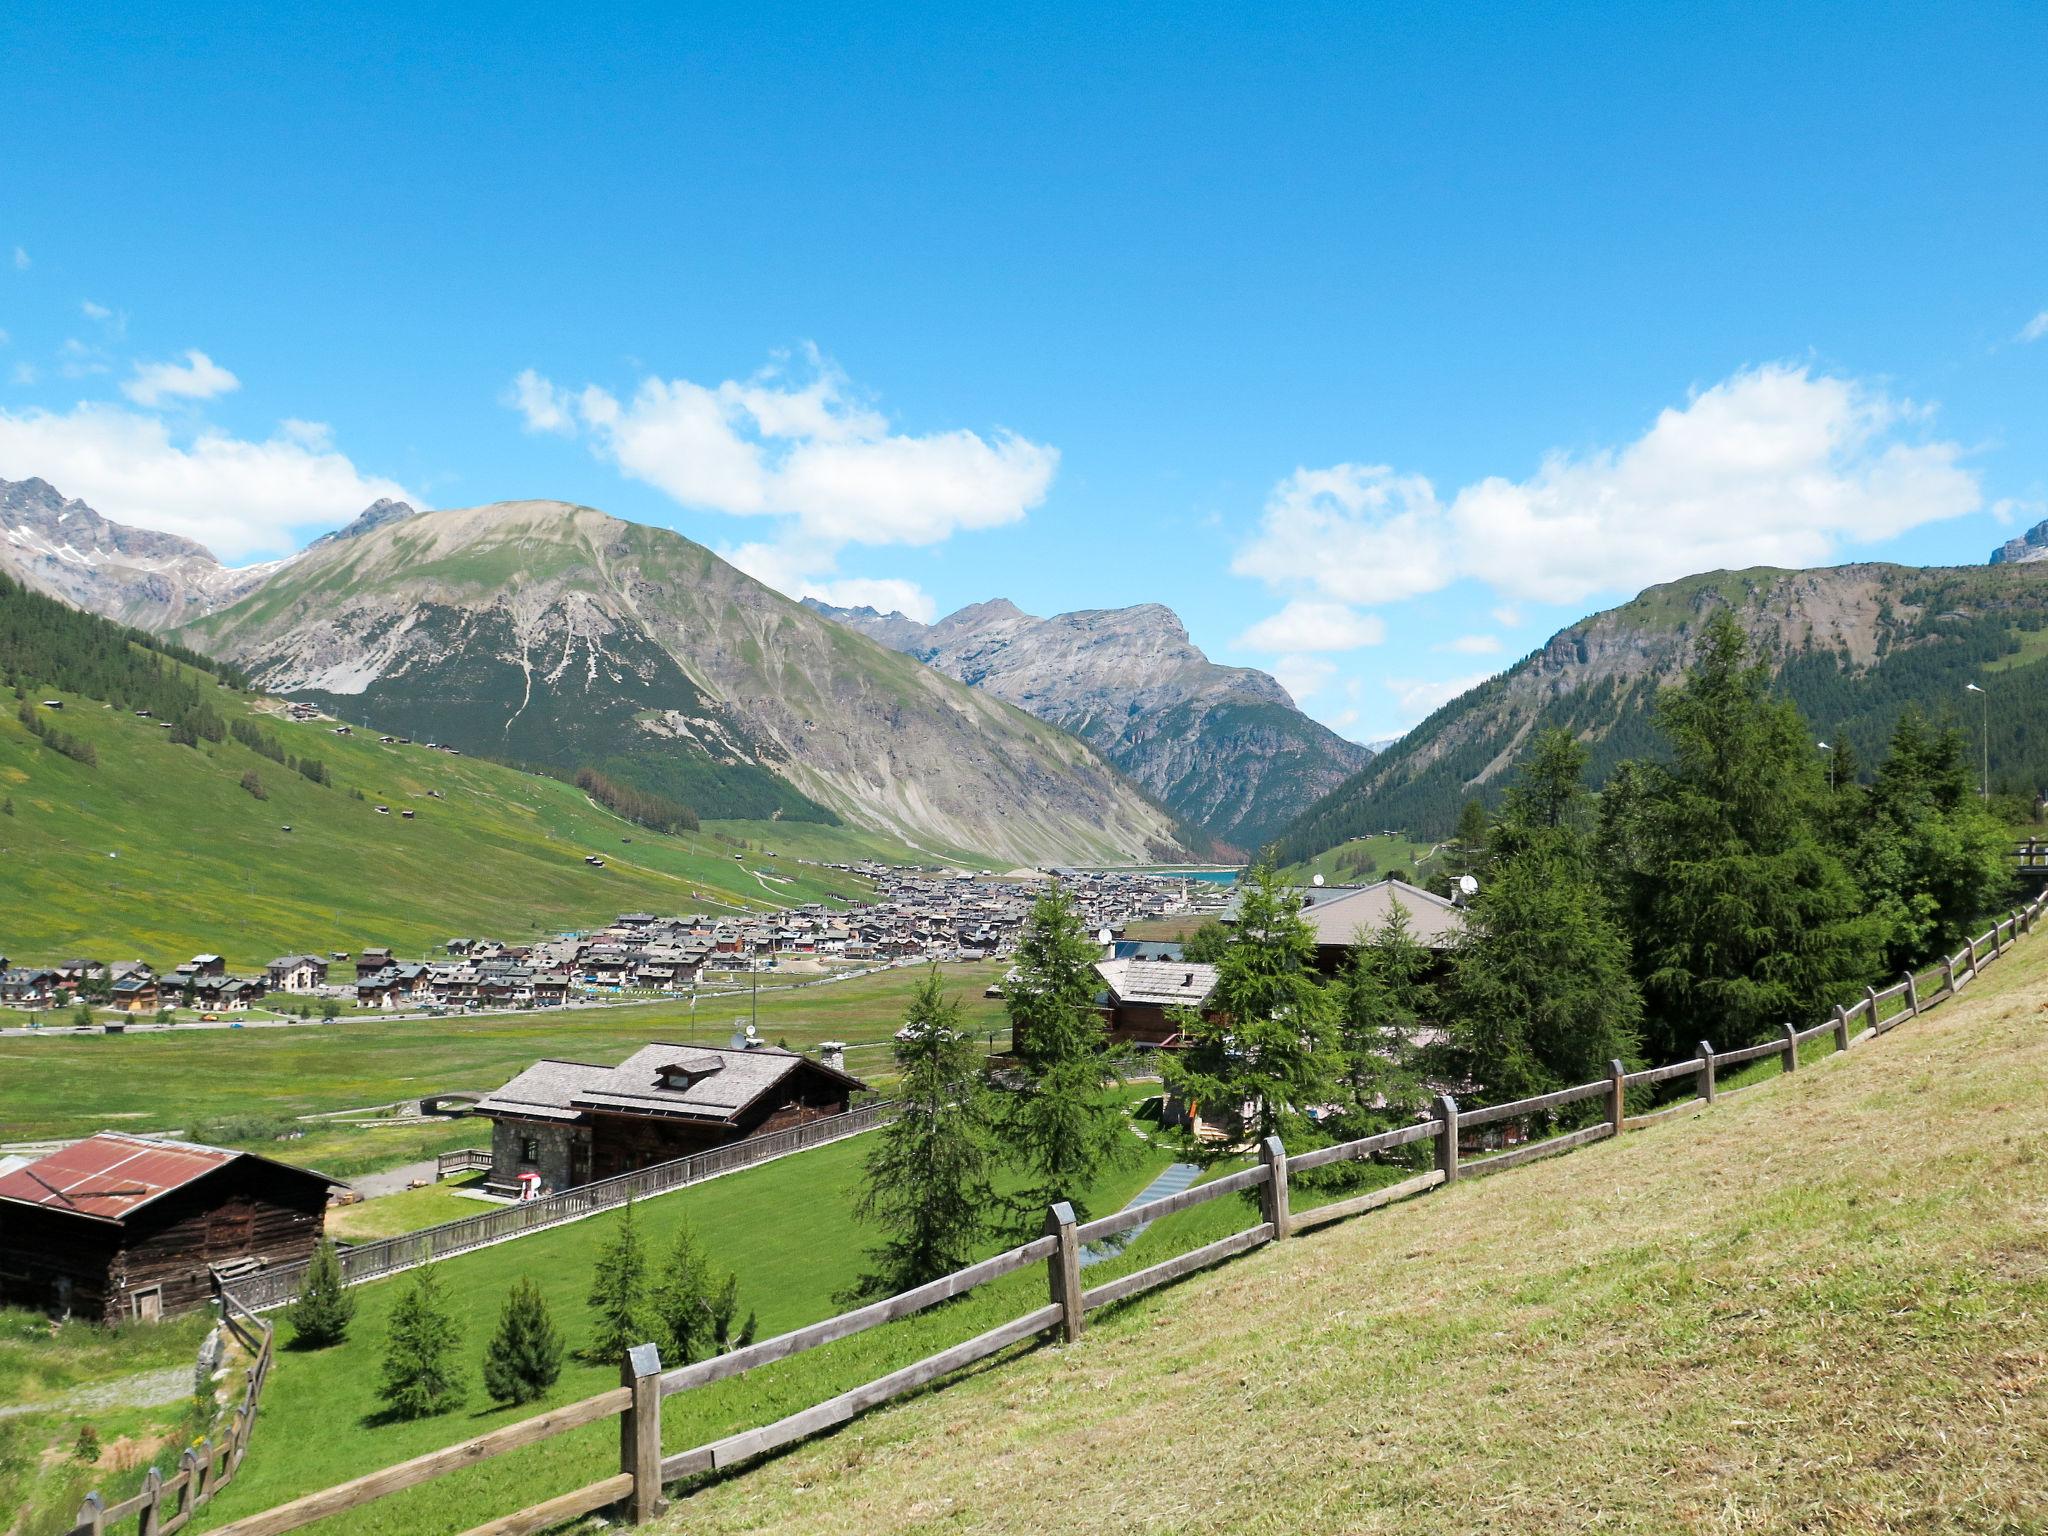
[652,1220,719,1365]
[482,1278,564,1405]
[1328,905,1433,1137]
[847,967,994,1300]
[1602,611,1879,1060]
[997,887,1132,1229]
[1447,729,1642,1100]
[375,1264,463,1419]
[1163,861,1339,1150]
[285,1237,355,1348]
[582,1197,652,1366]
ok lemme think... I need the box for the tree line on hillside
[573,765,700,834]
[853,612,2022,1293]
[0,569,248,707]
[1275,587,2048,850]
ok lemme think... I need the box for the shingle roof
[1294,879,1466,949]
[1096,958,1219,1008]
[476,1043,867,1126]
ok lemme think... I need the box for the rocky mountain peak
[311,497,421,548]
[1990,518,2048,566]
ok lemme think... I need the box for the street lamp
[1965,683,1989,798]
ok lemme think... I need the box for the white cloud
[511,352,1058,550]
[722,534,938,623]
[0,402,412,560]
[57,338,109,378]
[1236,599,1386,653]
[1385,671,1496,722]
[122,349,240,407]
[1235,363,1982,611]
[1270,654,1337,704]
[80,300,110,321]
[2019,311,2048,344]
[505,367,575,436]
[11,247,27,271]
[1439,633,1502,654]
[1490,605,1521,627]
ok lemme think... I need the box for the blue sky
[3,3,2045,742]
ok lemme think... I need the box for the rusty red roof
[0,1132,332,1222]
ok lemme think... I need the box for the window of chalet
[520,1136,540,1162]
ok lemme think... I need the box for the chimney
[820,1041,846,1072]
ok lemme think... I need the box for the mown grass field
[0,961,1008,1147]
[0,670,969,971]
[1281,830,1446,889]
[645,929,2048,1534]
[189,1094,1220,1536]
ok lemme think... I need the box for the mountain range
[805,597,1371,852]
[1274,557,2048,865]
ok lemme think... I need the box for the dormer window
[656,1055,724,1091]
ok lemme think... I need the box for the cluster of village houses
[0,875,1473,1326]
[0,868,1211,1018]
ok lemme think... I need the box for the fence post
[191,1440,212,1502]
[1433,1094,1460,1184]
[138,1467,163,1536]
[1833,1003,1851,1052]
[1606,1060,1626,1135]
[1944,953,1957,996]
[76,1491,105,1536]
[1696,1042,1716,1105]
[1046,1201,1084,1343]
[1966,934,1979,977]
[1780,1023,1798,1073]
[1863,986,1880,1035]
[177,1449,201,1518]
[619,1342,664,1524]
[1904,970,1920,1019]
[1258,1136,1291,1241]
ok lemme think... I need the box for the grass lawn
[0,961,1007,1148]
[328,1178,500,1241]
[648,934,2048,1535]
[1281,830,1446,888]
[191,1102,1209,1536]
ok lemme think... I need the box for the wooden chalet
[0,1133,335,1323]
[474,1043,867,1195]
[1252,878,1468,975]
[1092,958,1220,1049]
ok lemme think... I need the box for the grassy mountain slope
[180,502,1186,867]
[1279,560,2048,858]
[662,925,2048,1536]
[0,621,891,968]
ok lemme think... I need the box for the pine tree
[285,1237,355,1348]
[1602,611,1879,1059]
[1180,920,1229,963]
[1328,905,1433,1139]
[652,1220,719,1365]
[1163,861,1340,1150]
[997,888,1132,1230]
[1446,730,1642,1101]
[482,1278,564,1405]
[583,1197,653,1366]
[375,1264,463,1419]
[847,967,994,1300]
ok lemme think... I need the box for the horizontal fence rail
[140,887,2045,1536]
[233,1102,898,1313]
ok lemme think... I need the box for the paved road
[349,1159,443,1197]
[1079,1161,1201,1269]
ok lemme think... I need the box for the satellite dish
[1458,874,1479,897]
[1310,873,1325,887]
[1097,927,1112,947]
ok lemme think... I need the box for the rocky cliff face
[1274,560,2048,859]
[0,477,286,628]
[179,501,1188,867]
[1991,519,2048,566]
[807,596,1372,852]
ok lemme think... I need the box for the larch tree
[482,1277,564,1406]
[285,1236,355,1348]
[846,967,995,1300]
[582,1196,653,1366]
[997,887,1132,1230]
[1163,861,1339,1151]
[375,1263,463,1419]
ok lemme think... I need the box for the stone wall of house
[486,1117,584,1196]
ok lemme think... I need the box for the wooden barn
[0,1133,335,1323]
[475,1043,867,1196]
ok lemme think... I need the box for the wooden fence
[229,1102,897,1314]
[2015,838,2047,872]
[70,1288,275,1536]
[433,1147,495,1180]
[75,889,2048,1536]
